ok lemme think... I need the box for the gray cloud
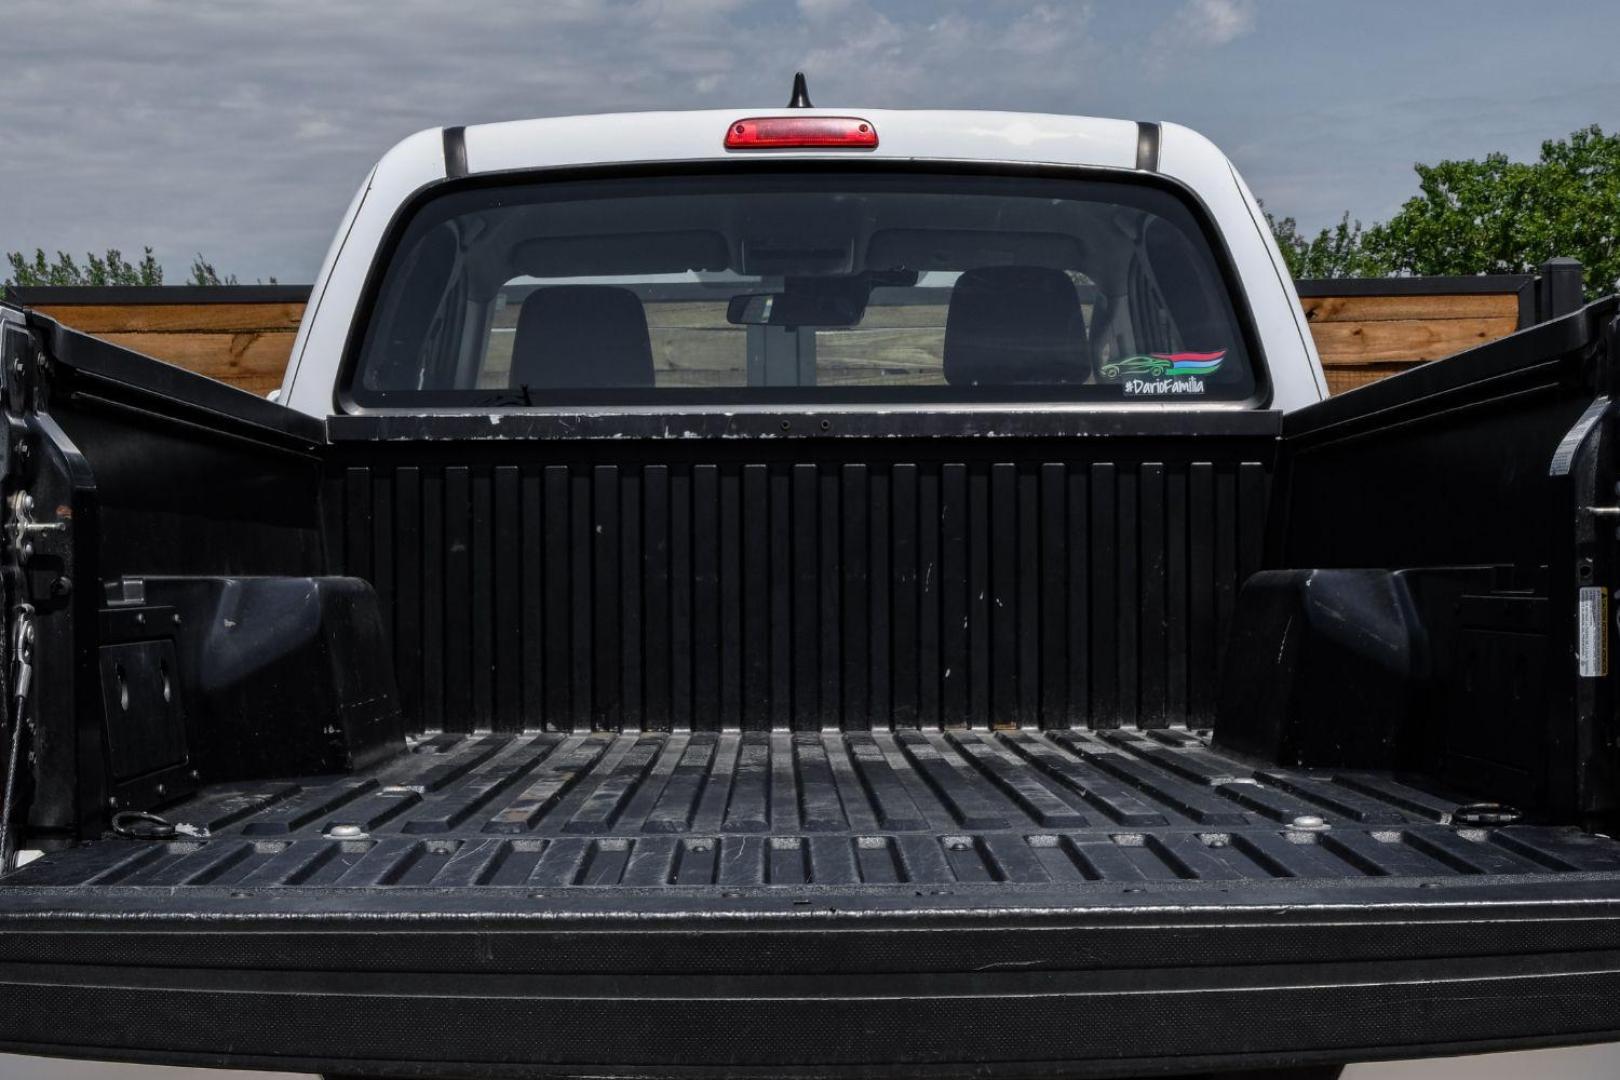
[1,0,1108,280]
[1169,0,1256,46]
[1,1,1612,282]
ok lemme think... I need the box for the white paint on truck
[280,108,1327,416]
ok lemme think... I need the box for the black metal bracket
[97,594,195,814]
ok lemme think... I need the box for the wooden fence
[1297,275,1532,394]
[11,285,308,397]
[7,265,1582,399]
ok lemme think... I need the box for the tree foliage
[1266,210,1387,280]
[1269,125,1620,293]
[1366,125,1620,291]
[3,248,273,288]
[4,247,163,286]
[187,254,237,286]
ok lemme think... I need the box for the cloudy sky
[2,0,1615,284]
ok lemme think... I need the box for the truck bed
[9,725,1620,1077]
[7,304,1620,1076]
[14,726,1620,897]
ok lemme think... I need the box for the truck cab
[282,107,1327,416]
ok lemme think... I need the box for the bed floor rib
[16,727,1620,891]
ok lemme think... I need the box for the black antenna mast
[787,72,813,108]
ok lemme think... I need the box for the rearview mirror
[726,291,865,328]
[726,293,775,326]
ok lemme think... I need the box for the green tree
[4,247,163,286]
[188,254,237,286]
[1363,125,1620,292]
[4,248,270,288]
[1267,125,1620,293]
[1265,208,1390,279]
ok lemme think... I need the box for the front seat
[942,266,1091,386]
[510,285,656,390]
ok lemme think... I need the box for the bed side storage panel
[3,313,405,835]
[1241,299,1620,824]
[1218,568,1421,767]
[140,575,404,779]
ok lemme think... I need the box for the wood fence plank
[32,302,306,334]
[95,331,296,396]
[1324,363,1424,395]
[1301,293,1519,324]
[1308,317,1518,365]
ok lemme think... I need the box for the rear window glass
[349,171,1259,407]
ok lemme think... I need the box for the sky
[1,0,1616,284]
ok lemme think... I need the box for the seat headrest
[510,286,655,391]
[943,267,1090,387]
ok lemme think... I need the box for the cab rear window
[349,171,1260,407]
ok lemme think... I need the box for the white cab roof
[463,109,1143,172]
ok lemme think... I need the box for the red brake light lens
[725,116,878,150]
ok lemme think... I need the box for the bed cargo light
[725,116,878,150]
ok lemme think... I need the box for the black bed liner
[7,726,1620,1077]
[14,726,1620,895]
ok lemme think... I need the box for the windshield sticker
[1102,350,1226,396]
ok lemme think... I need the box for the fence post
[1536,257,1585,322]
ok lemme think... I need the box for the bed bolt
[326,823,364,839]
[1452,802,1522,827]
[1289,814,1328,830]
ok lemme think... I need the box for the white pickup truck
[0,90,1618,1080]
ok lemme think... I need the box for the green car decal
[1100,350,1226,380]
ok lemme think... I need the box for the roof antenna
[787,71,813,109]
